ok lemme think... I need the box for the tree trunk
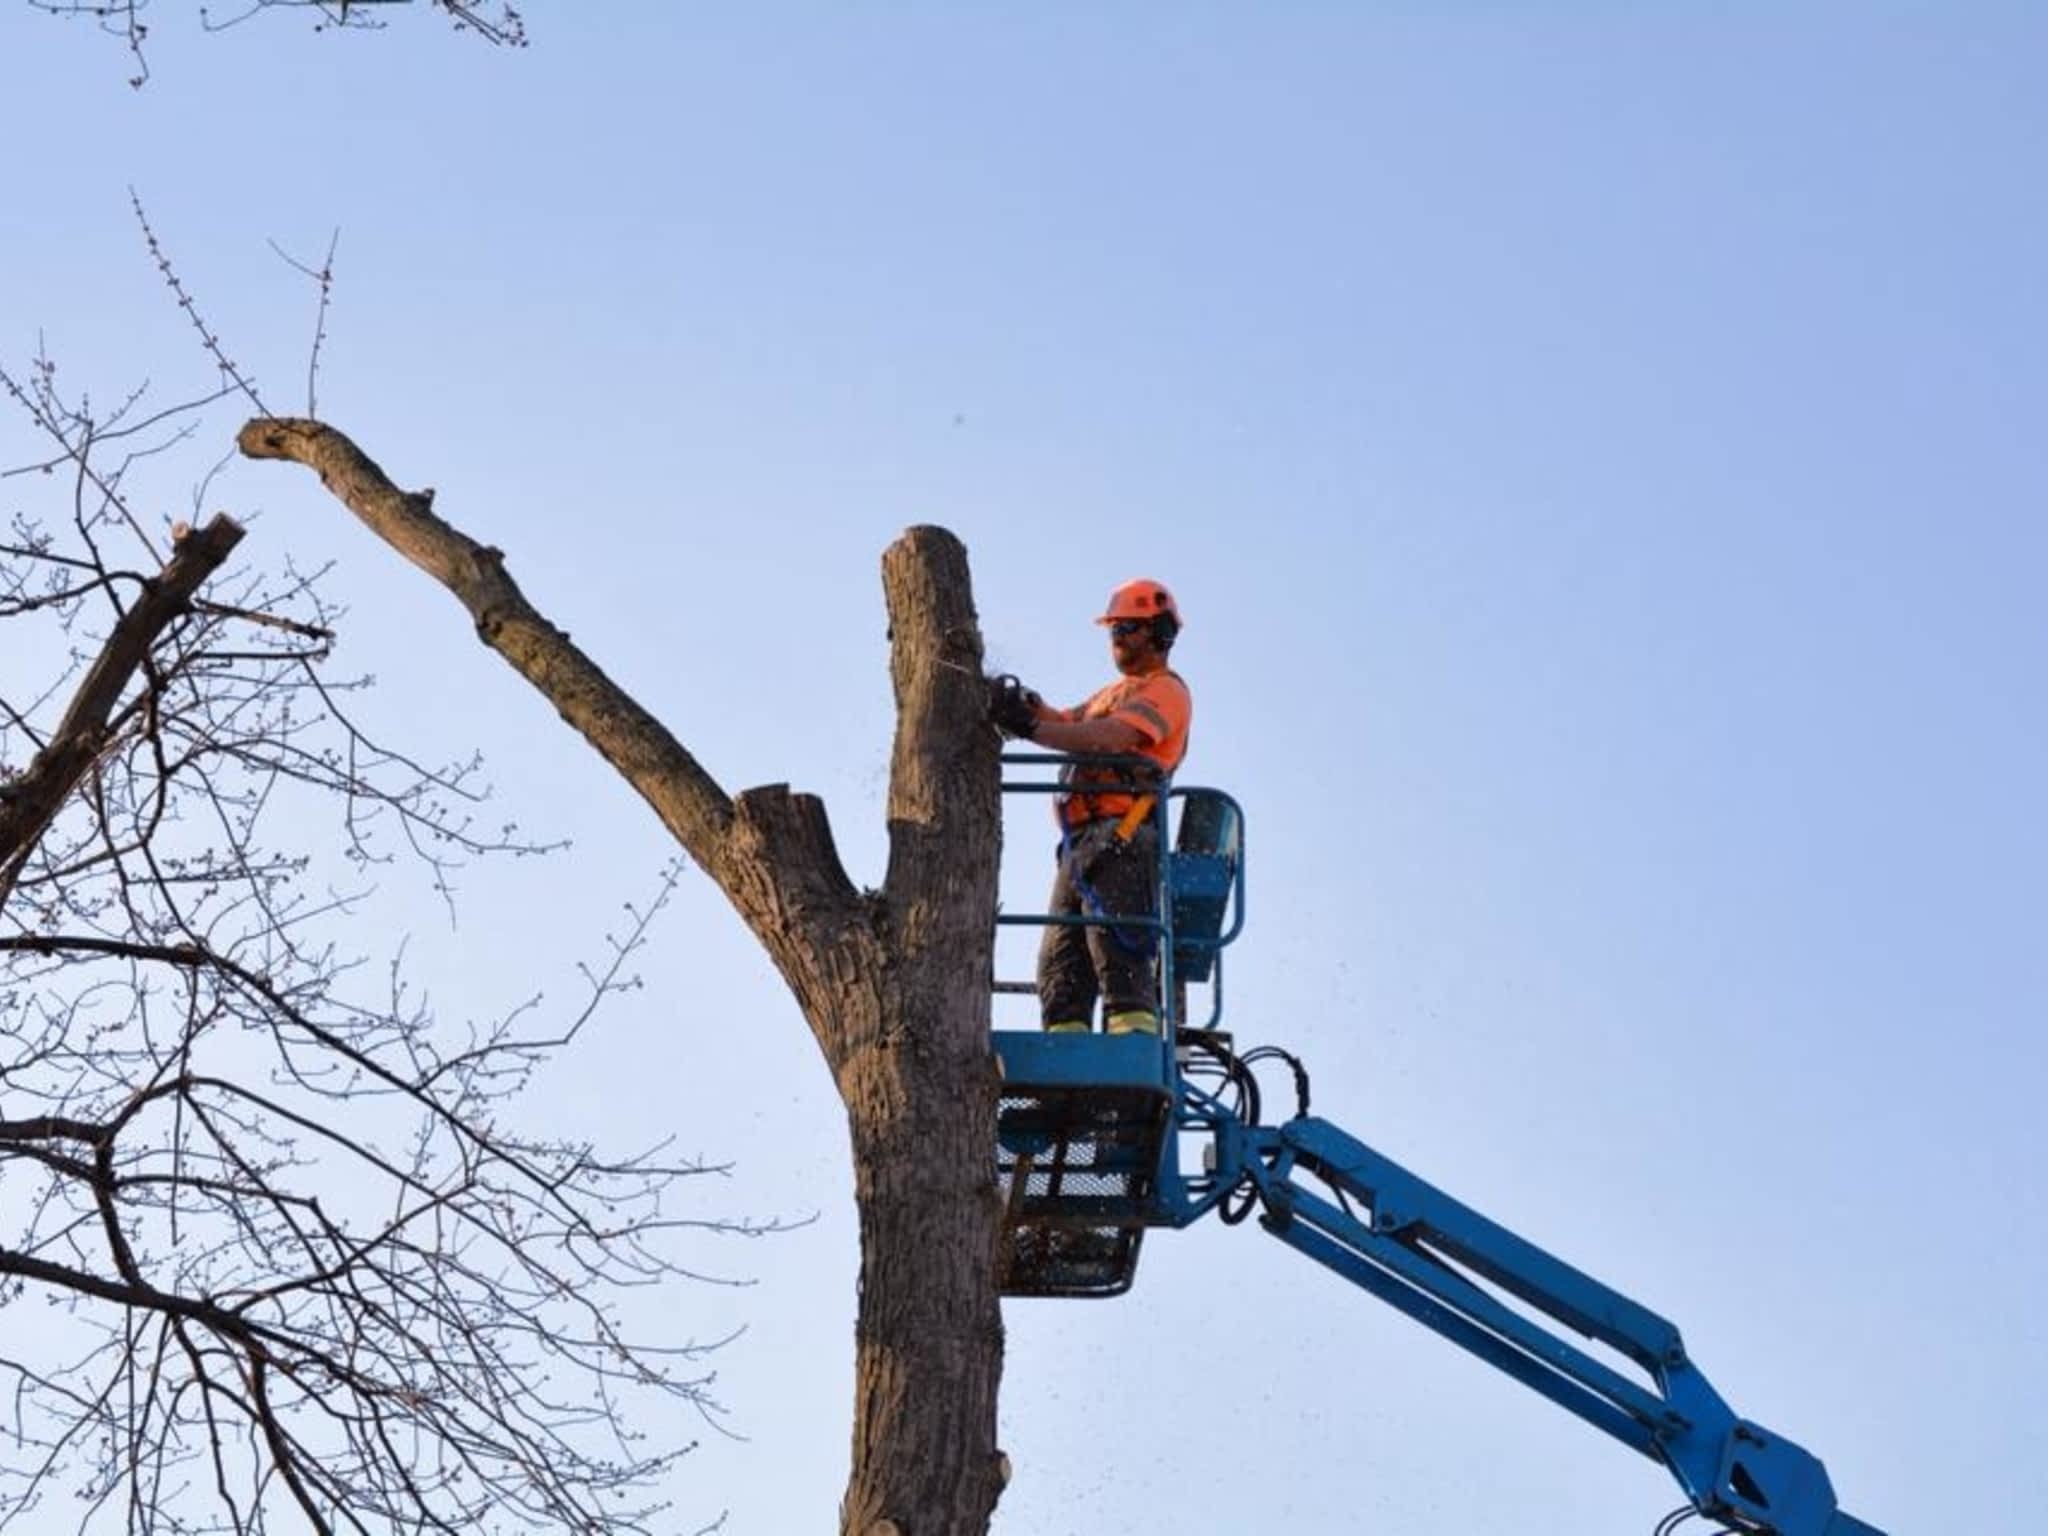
[834,978,1005,1536]
[239,420,1009,1535]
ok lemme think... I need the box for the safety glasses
[1109,619,1148,638]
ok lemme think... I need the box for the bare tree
[238,418,1014,1536]
[0,350,743,1533]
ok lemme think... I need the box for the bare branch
[28,0,528,88]
[236,419,754,891]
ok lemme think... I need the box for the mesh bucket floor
[997,1082,1171,1298]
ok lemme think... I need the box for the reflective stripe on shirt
[1058,667,1192,824]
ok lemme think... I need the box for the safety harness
[1056,781,1159,958]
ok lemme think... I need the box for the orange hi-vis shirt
[1052,665,1193,825]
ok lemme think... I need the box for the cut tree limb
[0,513,243,906]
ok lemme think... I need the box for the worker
[989,579,1193,1036]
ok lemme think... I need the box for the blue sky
[4,6,2041,1532]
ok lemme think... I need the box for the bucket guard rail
[996,751,1246,1032]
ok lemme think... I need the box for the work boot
[1044,1019,1090,1035]
[1105,1010,1158,1036]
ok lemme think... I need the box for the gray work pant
[1036,819,1160,1028]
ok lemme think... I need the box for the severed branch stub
[0,511,242,900]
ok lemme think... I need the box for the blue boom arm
[1207,1109,1882,1535]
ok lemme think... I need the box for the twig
[130,191,269,417]
[267,231,340,418]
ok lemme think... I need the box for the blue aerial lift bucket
[991,753,1244,1297]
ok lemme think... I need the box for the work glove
[987,673,1043,739]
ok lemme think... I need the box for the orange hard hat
[1096,578,1183,629]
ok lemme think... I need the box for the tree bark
[238,419,1008,1536]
